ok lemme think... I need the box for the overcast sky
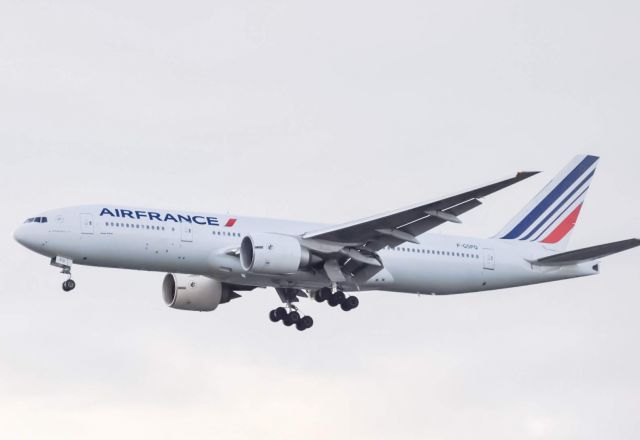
[1,1,639,439]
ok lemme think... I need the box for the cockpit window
[24,217,47,223]
[24,218,34,223]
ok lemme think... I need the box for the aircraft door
[80,213,94,234]
[483,248,495,270]
[181,222,193,242]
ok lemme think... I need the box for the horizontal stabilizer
[533,238,640,266]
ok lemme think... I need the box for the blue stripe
[519,169,595,241]
[501,155,598,239]
[531,185,590,242]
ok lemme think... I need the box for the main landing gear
[270,288,314,331]
[269,306,314,331]
[268,286,358,331]
[314,287,359,311]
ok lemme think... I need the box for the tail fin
[495,154,600,251]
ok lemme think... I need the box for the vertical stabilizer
[495,154,599,251]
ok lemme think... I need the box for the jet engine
[162,274,235,311]
[240,232,316,275]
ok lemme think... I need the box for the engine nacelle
[240,232,311,275]
[162,274,233,311]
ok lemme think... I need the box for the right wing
[302,171,539,251]
[299,170,539,283]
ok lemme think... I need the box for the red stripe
[224,218,237,227]
[541,204,583,244]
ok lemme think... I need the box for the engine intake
[240,232,312,275]
[162,274,234,311]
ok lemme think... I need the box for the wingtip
[516,171,541,179]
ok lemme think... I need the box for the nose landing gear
[51,256,76,292]
[62,279,76,292]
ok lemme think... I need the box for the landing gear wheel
[62,279,76,292]
[341,296,359,311]
[269,310,280,322]
[301,315,313,329]
[283,310,300,327]
[295,316,314,331]
[328,291,345,307]
[315,287,331,303]
[288,311,300,323]
[274,307,287,321]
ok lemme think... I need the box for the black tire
[295,320,306,331]
[315,287,331,303]
[328,294,340,307]
[288,311,300,323]
[269,310,280,322]
[283,314,295,326]
[300,315,313,329]
[340,302,352,311]
[275,307,287,320]
[62,282,70,292]
[274,307,287,320]
[334,291,346,303]
[66,279,76,290]
[345,296,359,309]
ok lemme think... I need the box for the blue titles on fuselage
[99,208,219,226]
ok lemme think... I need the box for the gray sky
[1,1,639,439]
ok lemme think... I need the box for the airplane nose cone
[13,225,32,249]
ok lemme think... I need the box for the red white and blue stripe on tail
[496,154,599,250]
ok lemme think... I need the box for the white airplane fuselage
[13,205,598,295]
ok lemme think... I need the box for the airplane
[13,155,639,331]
